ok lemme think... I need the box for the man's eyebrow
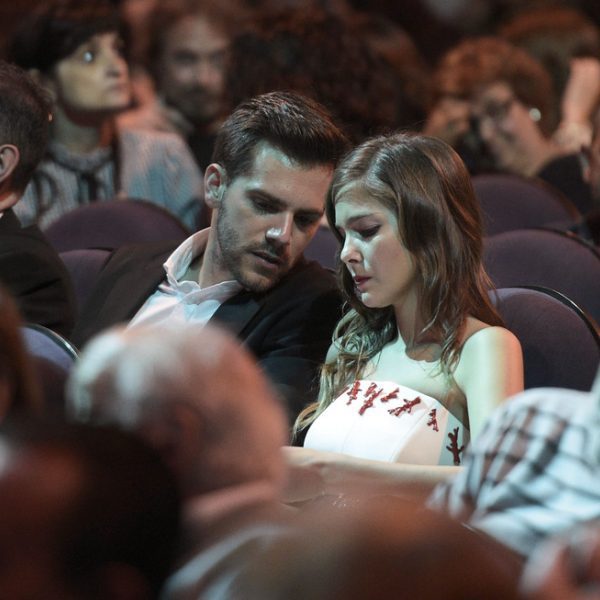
[247,189,285,208]
[249,190,324,216]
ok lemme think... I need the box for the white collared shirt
[128,229,242,329]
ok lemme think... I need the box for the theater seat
[44,199,191,252]
[473,173,580,236]
[491,287,599,391]
[484,228,600,326]
[21,323,78,415]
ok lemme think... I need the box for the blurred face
[208,144,332,292]
[158,15,229,127]
[50,31,130,115]
[336,184,417,310]
[471,81,542,174]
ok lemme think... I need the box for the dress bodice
[304,380,469,466]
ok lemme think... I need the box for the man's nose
[266,213,293,246]
[194,60,220,87]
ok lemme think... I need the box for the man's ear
[204,163,227,209]
[0,144,19,186]
[0,145,21,212]
[0,145,23,212]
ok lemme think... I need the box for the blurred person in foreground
[520,522,600,600]
[0,419,180,599]
[0,285,42,418]
[67,322,291,599]
[429,367,600,562]
[232,497,522,599]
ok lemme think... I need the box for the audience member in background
[72,91,348,421]
[232,498,523,599]
[8,0,204,230]
[425,36,594,214]
[121,0,249,171]
[226,6,399,145]
[285,133,523,503]
[0,286,42,418]
[0,60,76,338]
[351,11,431,131]
[498,5,600,153]
[428,367,600,561]
[0,419,181,600]
[67,323,290,599]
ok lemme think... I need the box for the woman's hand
[281,446,458,505]
[555,58,600,152]
[561,58,600,126]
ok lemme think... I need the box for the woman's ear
[204,163,227,209]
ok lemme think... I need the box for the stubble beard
[215,206,287,293]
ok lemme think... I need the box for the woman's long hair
[295,133,501,433]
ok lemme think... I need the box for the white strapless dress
[304,380,469,466]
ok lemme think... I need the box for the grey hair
[67,323,287,494]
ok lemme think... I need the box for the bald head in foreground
[67,323,289,599]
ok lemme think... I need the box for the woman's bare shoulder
[461,317,520,350]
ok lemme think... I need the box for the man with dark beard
[72,91,349,422]
[121,0,248,171]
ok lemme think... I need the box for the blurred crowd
[0,0,599,598]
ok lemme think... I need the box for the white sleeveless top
[304,380,469,466]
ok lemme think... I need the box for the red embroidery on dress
[446,427,465,465]
[427,409,439,432]
[387,396,421,417]
[346,381,361,405]
[380,388,399,403]
[358,383,383,415]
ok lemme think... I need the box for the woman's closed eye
[356,225,380,239]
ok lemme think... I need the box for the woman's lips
[353,275,370,290]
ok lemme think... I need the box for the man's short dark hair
[212,90,350,181]
[0,61,51,193]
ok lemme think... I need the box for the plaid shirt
[428,375,600,557]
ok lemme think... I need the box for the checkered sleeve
[428,388,600,556]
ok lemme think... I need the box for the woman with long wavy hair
[286,133,523,502]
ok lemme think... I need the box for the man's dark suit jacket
[0,208,76,338]
[72,240,342,421]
